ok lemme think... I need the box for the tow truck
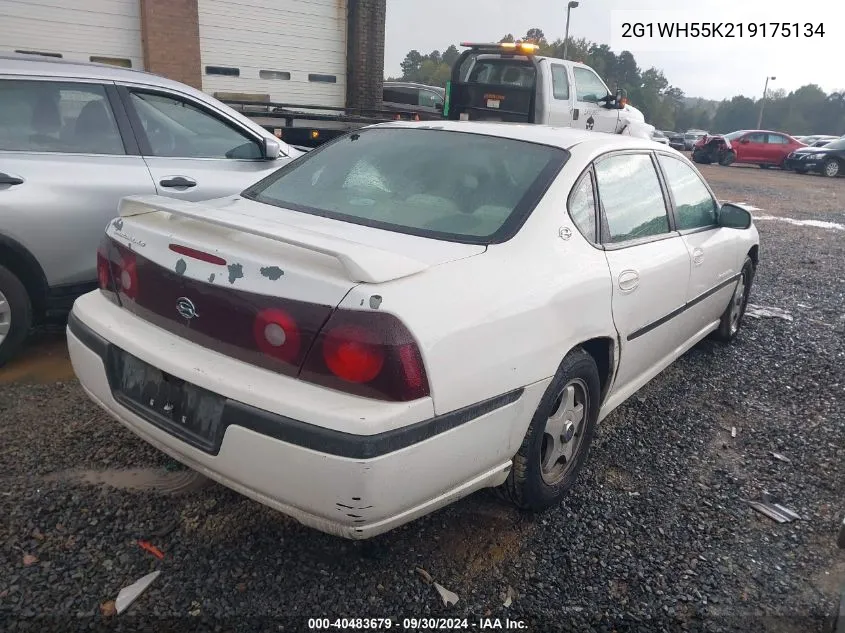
[444,41,655,139]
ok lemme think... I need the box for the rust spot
[260,266,284,281]
[227,263,244,284]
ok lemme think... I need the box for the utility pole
[757,76,776,129]
[563,1,579,59]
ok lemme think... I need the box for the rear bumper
[67,291,545,539]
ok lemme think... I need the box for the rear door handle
[692,248,704,266]
[0,172,24,186]
[618,269,640,292]
[159,176,197,188]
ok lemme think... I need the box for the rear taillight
[97,235,139,302]
[300,309,429,402]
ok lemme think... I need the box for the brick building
[0,0,387,110]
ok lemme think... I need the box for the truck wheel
[499,348,601,511]
[0,264,32,366]
[719,150,736,166]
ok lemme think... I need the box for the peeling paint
[260,266,285,281]
[369,295,382,310]
[360,299,365,306]
[175,259,187,276]
[112,218,123,231]
[208,273,216,283]
[227,263,244,284]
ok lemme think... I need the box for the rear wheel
[719,150,736,166]
[713,256,754,343]
[499,348,600,511]
[823,158,841,178]
[0,265,32,366]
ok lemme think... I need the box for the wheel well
[748,245,759,268]
[580,337,614,402]
[0,239,48,319]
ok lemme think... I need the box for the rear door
[656,152,739,337]
[594,151,691,395]
[118,85,281,202]
[765,133,790,165]
[571,66,619,133]
[0,76,155,290]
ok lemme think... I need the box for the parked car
[382,82,445,120]
[783,137,845,177]
[651,129,670,145]
[684,129,708,150]
[67,121,760,539]
[796,134,837,146]
[692,130,805,168]
[665,131,686,151]
[0,53,302,365]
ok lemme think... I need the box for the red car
[692,130,806,168]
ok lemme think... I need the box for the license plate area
[109,349,226,453]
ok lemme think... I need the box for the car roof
[369,120,664,152]
[0,52,202,94]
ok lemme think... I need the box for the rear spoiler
[117,196,430,284]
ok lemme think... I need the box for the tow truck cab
[445,42,655,139]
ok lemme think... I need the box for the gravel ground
[1,165,843,633]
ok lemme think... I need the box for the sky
[384,0,839,101]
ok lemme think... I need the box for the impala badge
[176,297,199,320]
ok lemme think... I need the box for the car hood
[792,146,830,155]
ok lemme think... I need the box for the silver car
[0,54,301,364]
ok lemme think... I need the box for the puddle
[0,330,74,384]
[47,467,211,495]
[752,214,845,231]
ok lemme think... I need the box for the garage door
[0,0,143,70]
[198,0,347,108]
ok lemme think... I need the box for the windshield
[243,128,569,244]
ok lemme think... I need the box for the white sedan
[67,121,760,539]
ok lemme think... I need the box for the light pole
[563,1,579,60]
[756,75,776,129]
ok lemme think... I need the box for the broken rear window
[242,128,568,245]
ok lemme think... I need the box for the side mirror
[718,203,752,229]
[262,137,281,160]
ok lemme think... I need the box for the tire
[0,264,32,367]
[823,158,841,178]
[719,150,736,166]
[713,256,755,343]
[499,348,601,511]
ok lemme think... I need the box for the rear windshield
[461,58,537,88]
[243,127,568,244]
